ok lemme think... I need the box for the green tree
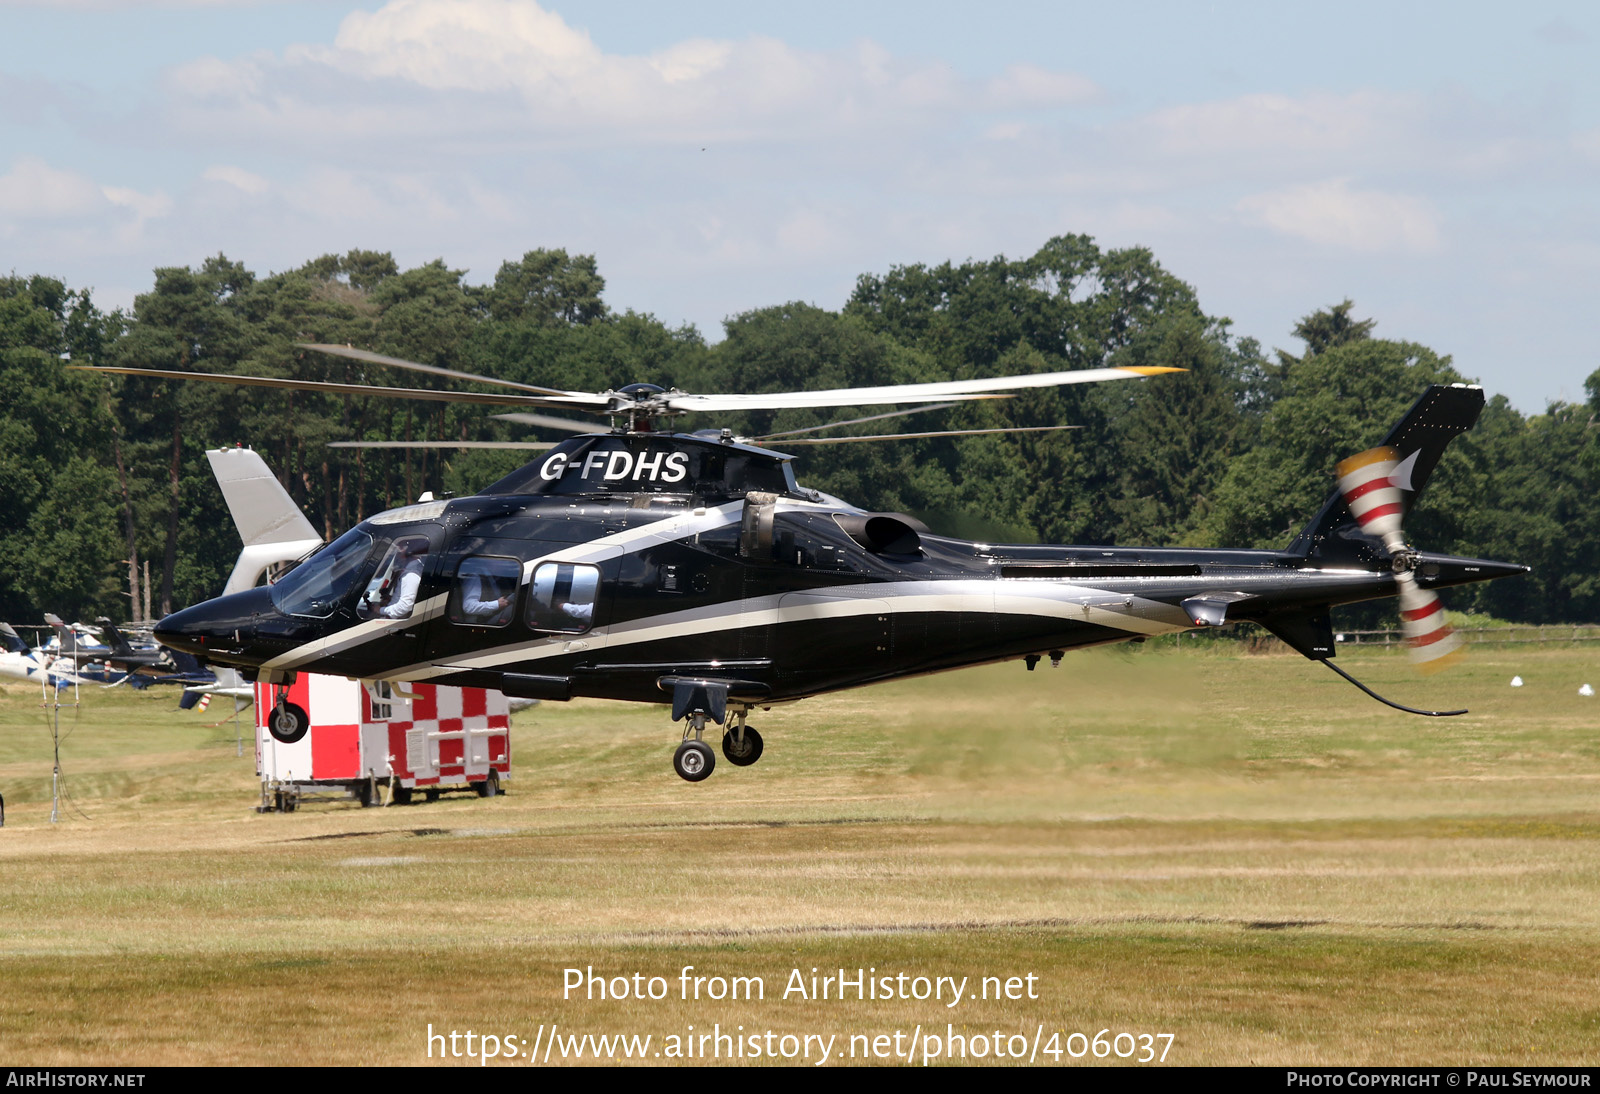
[0,276,121,621]
[485,249,608,326]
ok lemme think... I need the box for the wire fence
[1334,625,1600,648]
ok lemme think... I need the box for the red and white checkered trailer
[254,675,511,812]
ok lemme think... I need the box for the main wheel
[673,740,715,782]
[268,701,310,744]
[721,726,764,767]
[476,769,500,798]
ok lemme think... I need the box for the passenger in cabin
[461,567,517,626]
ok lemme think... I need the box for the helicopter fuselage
[155,429,1517,711]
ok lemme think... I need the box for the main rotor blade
[762,424,1083,445]
[666,366,1183,413]
[297,343,577,398]
[71,366,612,411]
[490,412,612,434]
[326,441,557,450]
[754,403,953,441]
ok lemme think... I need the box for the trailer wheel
[424,788,440,803]
[357,778,375,808]
[392,784,413,805]
[268,701,310,744]
[476,769,500,798]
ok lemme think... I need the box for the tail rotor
[1337,446,1464,674]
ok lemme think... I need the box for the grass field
[2,643,1598,1066]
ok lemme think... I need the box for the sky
[1,0,1597,411]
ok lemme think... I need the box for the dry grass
[1,645,1598,1065]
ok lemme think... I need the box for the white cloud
[1138,91,1408,164]
[158,0,1100,150]
[0,158,107,218]
[984,63,1100,109]
[101,186,173,220]
[1236,178,1441,254]
[201,165,270,195]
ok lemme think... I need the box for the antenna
[40,657,81,824]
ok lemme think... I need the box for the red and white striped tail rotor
[1337,445,1463,674]
[1336,446,1407,552]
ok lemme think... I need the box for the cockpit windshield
[268,527,375,619]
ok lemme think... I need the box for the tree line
[1,238,1594,627]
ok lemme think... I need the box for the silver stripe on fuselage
[394,578,1192,682]
[259,593,450,672]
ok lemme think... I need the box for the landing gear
[671,701,765,781]
[267,697,309,744]
[721,712,763,767]
[673,739,716,782]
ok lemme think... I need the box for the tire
[673,740,715,783]
[392,784,413,805]
[423,788,440,803]
[476,769,500,798]
[268,701,310,744]
[721,727,764,767]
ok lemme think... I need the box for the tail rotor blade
[1397,572,1464,674]
[1336,446,1405,551]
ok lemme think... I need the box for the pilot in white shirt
[378,542,426,619]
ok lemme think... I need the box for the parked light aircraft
[83,351,1526,781]
[0,623,74,687]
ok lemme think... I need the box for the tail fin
[45,614,88,656]
[205,447,323,595]
[0,623,29,654]
[95,617,137,658]
[1287,384,1484,564]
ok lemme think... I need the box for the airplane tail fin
[45,614,87,656]
[1286,384,1484,565]
[95,617,137,658]
[0,623,29,654]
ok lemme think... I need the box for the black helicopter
[88,350,1525,782]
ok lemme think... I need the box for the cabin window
[448,556,521,628]
[526,562,600,634]
[269,528,373,618]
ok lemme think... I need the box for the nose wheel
[267,695,310,744]
[673,739,716,782]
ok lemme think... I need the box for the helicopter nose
[154,587,276,659]
[153,603,221,655]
